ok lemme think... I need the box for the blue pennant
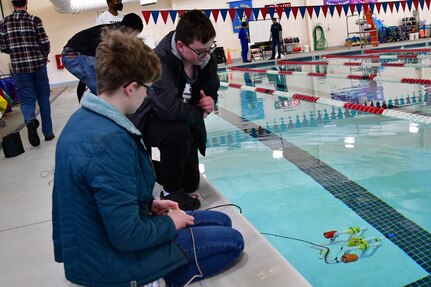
[342,4,349,16]
[314,6,321,18]
[284,7,291,19]
[356,4,362,15]
[382,2,388,13]
[204,9,211,18]
[407,0,413,11]
[220,9,228,22]
[169,10,177,23]
[328,5,335,17]
[151,11,159,24]
[252,8,260,20]
[299,6,306,19]
[268,7,275,19]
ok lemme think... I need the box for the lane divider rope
[229,66,431,86]
[278,59,431,68]
[220,82,431,125]
[322,54,430,60]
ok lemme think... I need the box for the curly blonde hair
[96,27,161,95]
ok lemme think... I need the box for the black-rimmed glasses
[123,81,156,94]
[184,41,217,59]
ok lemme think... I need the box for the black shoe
[277,56,281,59]
[26,119,40,147]
[45,134,55,141]
[268,57,275,60]
[243,60,252,63]
[160,190,201,211]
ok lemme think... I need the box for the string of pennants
[141,0,430,25]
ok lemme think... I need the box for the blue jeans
[164,210,244,287]
[62,53,97,95]
[271,38,282,58]
[13,65,53,137]
[241,41,249,62]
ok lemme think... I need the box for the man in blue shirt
[238,21,251,63]
[269,17,283,60]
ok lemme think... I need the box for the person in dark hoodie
[131,10,219,211]
[62,13,143,102]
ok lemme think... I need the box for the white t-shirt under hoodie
[96,11,124,25]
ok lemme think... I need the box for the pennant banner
[140,1,429,24]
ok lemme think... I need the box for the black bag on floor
[2,132,25,158]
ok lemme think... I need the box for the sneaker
[160,190,201,211]
[26,119,40,147]
[45,134,55,141]
[268,57,275,60]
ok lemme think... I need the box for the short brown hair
[175,10,216,45]
[95,27,161,95]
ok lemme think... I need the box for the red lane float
[229,66,431,86]
[364,48,431,54]
[278,59,430,69]
[220,82,431,124]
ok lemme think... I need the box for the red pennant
[349,4,355,15]
[260,8,268,19]
[142,11,151,25]
[388,2,394,13]
[306,6,314,18]
[291,7,299,19]
[160,11,169,24]
[228,9,237,21]
[426,0,431,9]
[336,5,343,16]
[413,0,419,9]
[376,2,382,13]
[322,5,328,17]
[401,1,406,11]
[244,8,252,20]
[276,6,284,19]
[177,10,186,15]
[212,9,220,22]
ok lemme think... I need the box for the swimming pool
[200,49,431,286]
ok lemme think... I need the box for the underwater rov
[313,227,384,264]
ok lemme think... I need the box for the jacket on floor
[52,93,187,287]
[131,31,220,156]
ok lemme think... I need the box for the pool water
[200,56,431,286]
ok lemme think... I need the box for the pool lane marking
[215,105,431,278]
[221,82,431,125]
[229,66,431,85]
[277,59,431,68]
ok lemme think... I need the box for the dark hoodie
[131,31,219,156]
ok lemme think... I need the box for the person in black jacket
[131,10,219,211]
[269,17,283,60]
[62,13,143,102]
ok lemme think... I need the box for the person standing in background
[238,21,251,63]
[62,13,143,102]
[96,0,124,25]
[0,0,54,146]
[269,17,283,60]
[74,0,124,103]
